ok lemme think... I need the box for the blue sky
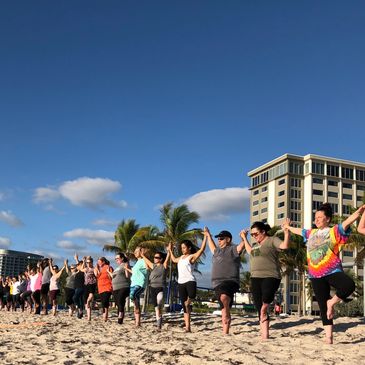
[1,1,364,286]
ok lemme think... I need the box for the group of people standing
[1,202,365,344]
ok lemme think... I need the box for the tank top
[177,255,196,284]
[84,267,97,285]
[97,265,113,293]
[50,275,59,291]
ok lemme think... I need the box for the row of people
[1,203,364,344]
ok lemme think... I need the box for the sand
[0,310,363,364]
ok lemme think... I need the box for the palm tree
[159,202,202,306]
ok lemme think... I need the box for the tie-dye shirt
[302,224,350,279]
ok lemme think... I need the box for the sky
[1,1,364,286]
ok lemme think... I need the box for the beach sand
[0,310,363,364]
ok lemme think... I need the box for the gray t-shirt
[250,236,282,279]
[112,264,131,290]
[149,264,166,288]
[42,266,52,285]
[65,272,76,289]
[211,245,241,288]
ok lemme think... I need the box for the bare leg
[86,293,93,321]
[134,299,141,327]
[324,325,333,344]
[183,312,191,332]
[260,302,269,340]
[327,295,341,320]
[220,294,232,335]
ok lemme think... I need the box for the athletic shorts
[41,283,50,295]
[99,291,112,309]
[178,281,196,312]
[214,281,240,309]
[149,287,164,307]
[49,289,60,301]
[84,283,97,296]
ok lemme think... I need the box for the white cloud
[184,187,250,221]
[33,187,61,203]
[33,250,63,261]
[92,218,119,227]
[0,236,11,248]
[0,210,24,227]
[33,177,127,209]
[56,240,85,251]
[63,228,114,246]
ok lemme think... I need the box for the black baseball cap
[214,230,232,239]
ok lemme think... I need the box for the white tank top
[177,255,196,284]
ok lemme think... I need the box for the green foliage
[335,299,363,317]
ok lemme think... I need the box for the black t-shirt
[74,271,85,289]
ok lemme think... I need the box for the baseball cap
[214,230,232,239]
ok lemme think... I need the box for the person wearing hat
[205,227,245,335]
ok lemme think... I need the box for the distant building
[247,153,365,313]
[0,249,43,277]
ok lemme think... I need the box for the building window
[289,162,303,175]
[261,197,268,203]
[290,189,301,199]
[290,178,301,187]
[329,203,338,213]
[343,183,352,189]
[262,218,267,223]
[290,212,301,222]
[278,202,285,208]
[278,190,285,197]
[253,211,259,216]
[252,176,260,187]
[357,185,365,191]
[261,171,269,184]
[312,201,322,210]
[312,162,324,175]
[277,213,284,219]
[262,186,268,192]
[357,195,364,201]
[342,205,351,215]
[343,251,353,257]
[328,192,338,198]
[253,200,259,206]
[261,208,267,213]
[328,180,338,186]
[342,167,354,180]
[343,194,352,200]
[290,295,299,305]
[253,190,259,196]
[327,164,339,177]
[290,201,301,210]
[313,189,323,196]
[278,178,285,185]
[313,177,323,184]
[356,169,365,181]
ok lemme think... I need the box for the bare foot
[260,303,269,323]
[327,299,334,320]
[325,336,333,345]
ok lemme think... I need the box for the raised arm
[141,250,154,270]
[358,205,365,235]
[239,229,252,254]
[282,219,303,236]
[49,259,57,276]
[342,204,365,231]
[205,227,216,254]
[64,259,69,274]
[190,234,207,264]
[168,243,179,264]
[279,219,291,249]
[163,246,171,269]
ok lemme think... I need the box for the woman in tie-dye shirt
[285,203,365,344]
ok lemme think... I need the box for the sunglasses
[251,232,260,237]
[217,237,226,241]
[154,256,161,259]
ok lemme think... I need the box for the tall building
[0,249,43,277]
[247,153,365,313]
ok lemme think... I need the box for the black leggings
[251,277,281,320]
[310,271,355,326]
[178,281,196,313]
[113,287,130,314]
